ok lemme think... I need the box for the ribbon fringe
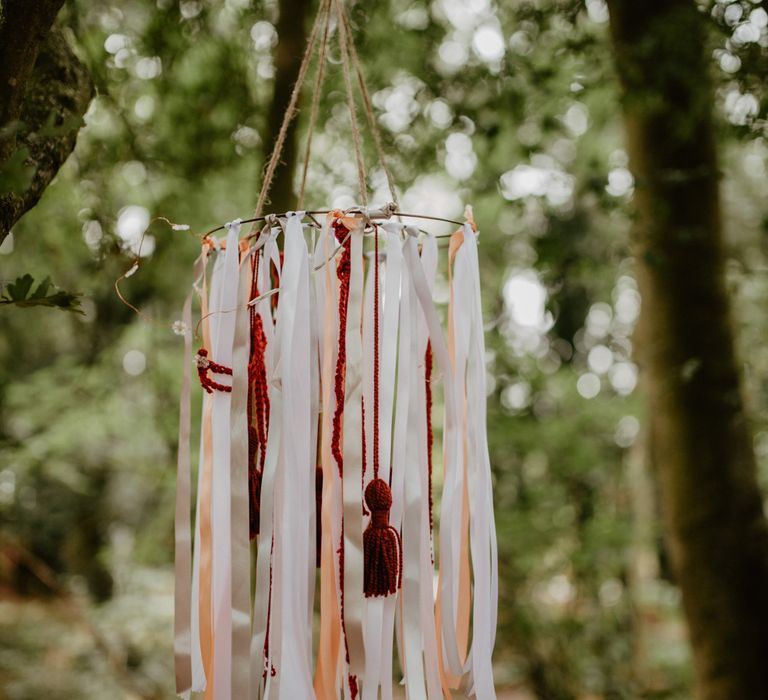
[174,212,498,699]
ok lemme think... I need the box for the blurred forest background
[2,0,768,698]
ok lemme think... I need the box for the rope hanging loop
[253,0,400,223]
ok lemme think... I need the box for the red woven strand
[330,220,355,672]
[361,398,369,516]
[315,463,323,568]
[425,341,434,540]
[331,221,352,478]
[247,249,270,539]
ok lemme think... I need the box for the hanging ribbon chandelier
[171,0,499,697]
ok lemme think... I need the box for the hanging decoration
[165,0,499,697]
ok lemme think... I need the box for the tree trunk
[0,0,65,160]
[0,2,94,241]
[606,1,768,698]
[259,0,312,214]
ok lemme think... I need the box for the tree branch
[0,10,94,242]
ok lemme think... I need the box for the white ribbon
[174,253,205,698]
[416,235,442,699]
[403,230,464,677]
[308,231,321,663]
[251,233,283,698]
[386,227,412,698]
[402,240,428,699]
[211,221,241,700]
[342,221,366,678]
[231,246,254,700]
[454,225,498,698]
[270,212,315,697]
[370,226,403,700]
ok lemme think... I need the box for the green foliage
[0,274,83,313]
[1,0,767,698]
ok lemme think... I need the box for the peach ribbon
[314,215,342,699]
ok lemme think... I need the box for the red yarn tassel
[362,227,402,597]
[363,478,402,597]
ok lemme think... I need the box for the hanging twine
[251,0,402,220]
[333,0,368,206]
[338,7,399,207]
[253,0,331,220]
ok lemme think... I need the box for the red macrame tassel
[362,226,402,598]
[363,478,402,597]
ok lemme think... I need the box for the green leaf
[4,274,35,301]
[29,276,52,299]
[0,274,83,314]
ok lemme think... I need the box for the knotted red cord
[195,348,232,393]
